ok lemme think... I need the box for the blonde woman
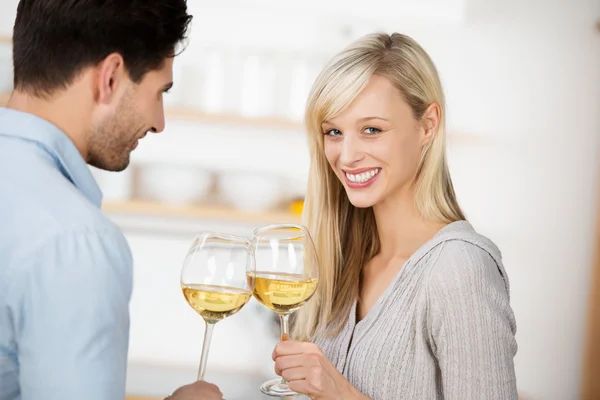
[271,33,518,399]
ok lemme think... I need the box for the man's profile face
[88,58,173,172]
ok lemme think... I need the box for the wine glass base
[260,378,300,397]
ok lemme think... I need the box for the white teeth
[346,169,379,183]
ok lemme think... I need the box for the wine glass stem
[279,313,290,385]
[198,321,215,381]
[279,313,290,341]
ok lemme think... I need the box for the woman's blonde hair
[293,32,466,341]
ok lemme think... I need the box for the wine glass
[249,224,320,397]
[181,232,255,381]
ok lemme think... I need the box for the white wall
[433,2,600,398]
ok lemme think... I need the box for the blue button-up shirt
[0,108,133,400]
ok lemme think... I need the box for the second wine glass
[249,224,319,397]
[181,232,255,381]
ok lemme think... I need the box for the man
[0,1,222,399]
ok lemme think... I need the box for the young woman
[272,33,518,399]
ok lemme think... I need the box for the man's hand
[167,381,223,400]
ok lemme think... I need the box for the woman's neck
[372,186,447,261]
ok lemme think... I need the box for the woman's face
[322,75,438,209]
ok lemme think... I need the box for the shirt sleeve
[427,240,518,400]
[10,226,133,400]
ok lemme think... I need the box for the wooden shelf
[0,92,301,129]
[165,107,303,130]
[0,35,11,45]
[0,90,486,145]
[102,200,301,224]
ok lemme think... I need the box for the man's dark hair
[12,0,193,96]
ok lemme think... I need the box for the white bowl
[218,171,282,213]
[138,164,213,206]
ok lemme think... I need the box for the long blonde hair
[293,32,466,341]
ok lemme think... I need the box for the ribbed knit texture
[314,221,518,400]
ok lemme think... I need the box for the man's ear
[95,53,126,104]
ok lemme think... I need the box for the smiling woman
[268,32,519,400]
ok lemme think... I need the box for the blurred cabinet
[120,225,280,382]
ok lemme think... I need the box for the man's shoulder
[1,152,116,235]
[0,163,131,280]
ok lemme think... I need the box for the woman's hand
[272,340,368,400]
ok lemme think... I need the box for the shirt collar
[0,107,102,207]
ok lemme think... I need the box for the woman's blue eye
[325,129,342,136]
[365,127,381,135]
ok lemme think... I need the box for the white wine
[182,284,251,323]
[250,272,318,314]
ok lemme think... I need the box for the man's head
[12,0,192,171]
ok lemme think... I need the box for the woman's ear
[420,103,441,146]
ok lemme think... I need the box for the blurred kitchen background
[1,0,599,399]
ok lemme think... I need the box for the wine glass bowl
[181,282,252,324]
[251,272,317,315]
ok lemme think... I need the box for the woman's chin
[346,194,378,209]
